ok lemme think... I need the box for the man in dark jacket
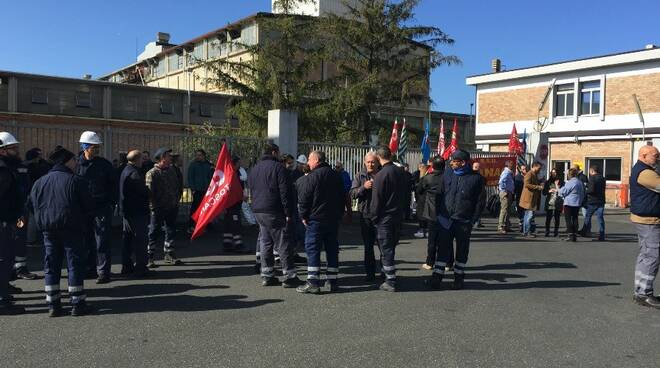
[370,146,407,292]
[417,156,445,270]
[76,131,117,284]
[248,143,299,288]
[23,147,52,247]
[119,150,151,277]
[187,149,213,233]
[296,151,345,294]
[514,164,527,233]
[350,152,380,281]
[146,148,183,266]
[7,147,38,281]
[0,132,26,315]
[429,149,485,290]
[580,164,607,241]
[29,147,96,317]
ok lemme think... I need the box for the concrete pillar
[267,109,298,156]
[103,86,112,119]
[8,77,18,112]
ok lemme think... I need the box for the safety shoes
[379,282,396,292]
[296,282,321,294]
[633,295,660,309]
[164,253,183,265]
[451,275,465,290]
[261,277,281,287]
[71,302,96,317]
[282,277,303,289]
[15,267,38,280]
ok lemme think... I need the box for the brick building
[467,46,660,205]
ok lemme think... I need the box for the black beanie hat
[49,147,75,165]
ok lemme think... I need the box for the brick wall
[478,86,549,123]
[550,140,632,204]
[606,72,660,115]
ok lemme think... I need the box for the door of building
[552,160,570,181]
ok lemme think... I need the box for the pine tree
[202,0,323,139]
[317,0,460,144]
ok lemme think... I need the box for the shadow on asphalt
[468,262,577,271]
[93,294,283,315]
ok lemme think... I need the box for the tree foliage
[202,0,459,144]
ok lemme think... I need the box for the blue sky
[2,0,659,114]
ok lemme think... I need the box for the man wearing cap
[76,131,117,284]
[248,143,299,287]
[0,132,27,315]
[146,148,183,266]
[119,150,152,277]
[29,147,96,316]
[428,149,485,290]
[370,146,407,292]
[187,149,213,233]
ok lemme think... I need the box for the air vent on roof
[645,44,656,50]
[157,32,171,44]
[491,58,501,73]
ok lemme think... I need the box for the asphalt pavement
[2,210,660,368]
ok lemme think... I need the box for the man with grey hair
[350,151,380,281]
[119,150,152,277]
[297,151,345,293]
[631,144,660,308]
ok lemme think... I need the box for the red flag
[191,144,243,240]
[437,118,445,156]
[508,123,523,155]
[388,119,399,154]
[442,118,459,160]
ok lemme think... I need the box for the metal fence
[0,120,267,186]
[298,141,424,180]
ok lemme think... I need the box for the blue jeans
[148,207,178,256]
[583,205,605,235]
[523,210,535,235]
[305,220,339,286]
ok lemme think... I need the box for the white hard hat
[296,154,308,164]
[0,132,19,148]
[79,131,102,145]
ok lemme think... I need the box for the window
[241,24,257,46]
[31,88,48,104]
[208,40,221,58]
[580,80,601,115]
[160,99,173,114]
[75,91,91,108]
[199,103,213,117]
[587,157,621,181]
[189,43,205,64]
[554,84,574,117]
[168,53,181,72]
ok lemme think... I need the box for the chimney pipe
[491,58,501,73]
